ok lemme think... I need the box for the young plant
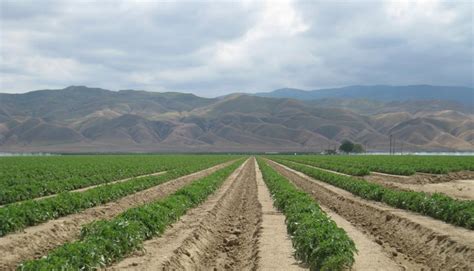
[257,159,356,271]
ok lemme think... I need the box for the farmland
[275,155,474,176]
[0,155,233,205]
[0,154,473,270]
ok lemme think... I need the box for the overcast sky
[0,0,472,96]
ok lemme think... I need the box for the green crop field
[1,154,472,270]
[272,155,474,176]
[0,155,236,205]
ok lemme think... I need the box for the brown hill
[0,86,472,152]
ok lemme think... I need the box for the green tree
[339,140,354,153]
[352,144,365,153]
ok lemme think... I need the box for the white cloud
[213,0,309,67]
[0,0,472,94]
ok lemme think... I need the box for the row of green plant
[0,157,236,237]
[19,160,244,270]
[271,158,474,229]
[277,156,370,176]
[0,155,172,186]
[257,159,356,271]
[272,155,474,176]
[0,155,235,205]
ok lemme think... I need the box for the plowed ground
[108,158,302,271]
[3,157,473,271]
[266,159,474,270]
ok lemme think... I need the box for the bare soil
[370,170,474,184]
[0,160,235,270]
[266,159,474,270]
[288,160,474,200]
[289,160,474,186]
[319,205,405,271]
[292,162,351,177]
[254,159,306,270]
[110,157,304,271]
[162,157,261,270]
[108,158,257,270]
[364,175,474,200]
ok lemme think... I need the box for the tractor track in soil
[0,160,235,271]
[265,159,474,270]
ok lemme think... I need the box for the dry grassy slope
[0,86,473,152]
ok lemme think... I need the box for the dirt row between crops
[109,157,304,271]
[287,160,473,200]
[364,175,474,200]
[370,170,474,184]
[0,171,168,208]
[268,161,407,270]
[149,158,259,270]
[284,160,474,185]
[254,159,306,271]
[0,160,236,271]
[318,205,405,271]
[266,159,474,270]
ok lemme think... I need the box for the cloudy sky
[0,0,472,96]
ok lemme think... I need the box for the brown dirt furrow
[0,171,167,208]
[0,160,235,271]
[318,205,408,271]
[370,171,410,179]
[370,170,474,185]
[107,158,256,270]
[254,159,306,270]
[266,159,474,270]
[161,157,261,270]
[364,175,474,200]
[288,161,351,177]
[287,160,474,185]
[288,162,473,199]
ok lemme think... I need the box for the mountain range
[255,85,473,106]
[0,85,473,152]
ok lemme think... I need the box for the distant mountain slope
[0,86,215,121]
[255,85,474,106]
[307,99,473,115]
[0,86,472,152]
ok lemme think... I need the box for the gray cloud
[0,0,472,96]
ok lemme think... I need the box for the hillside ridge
[1,86,472,152]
